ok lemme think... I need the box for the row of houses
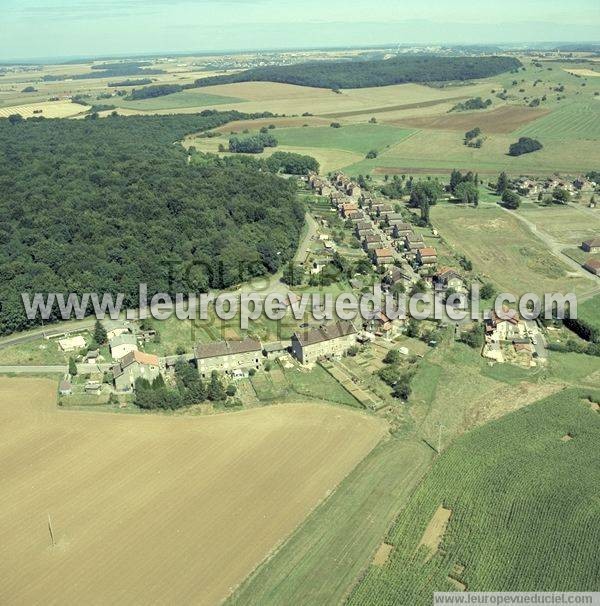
[515,175,597,198]
[112,321,359,390]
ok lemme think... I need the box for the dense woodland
[194,55,521,89]
[0,111,305,335]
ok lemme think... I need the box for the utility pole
[47,513,55,548]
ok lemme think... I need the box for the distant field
[0,100,87,118]
[430,204,592,296]
[517,102,600,140]
[564,68,600,77]
[347,129,600,176]
[273,124,415,155]
[115,90,245,111]
[518,205,600,247]
[195,80,496,118]
[0,377,385,605]
[349,389,600,604]
[392,105,550,134]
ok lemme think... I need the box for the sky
[1,0,599,60]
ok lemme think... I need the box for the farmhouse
[340,203,358,217]
[355,221,373,235]
[109,333,138,360]
[362,234,383,251]
[195,337,262,378]
[485,309,523,341]
[374,203,393,217]
[385,266,412,289]
[364,311,393,335]
[372,248,395,267]
[348,211,366,222]
[581,238,600,253]
[417,247,437,266]
[583,259,600,276]
[59,379,72,396]
[291,321,357,365]
[113,350,160,392]
[392,222,413,238]
[404,232,425,250]
[384,212,404,226]
[435,267,464,291]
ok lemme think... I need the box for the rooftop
[294,321,356,347]
[195,338,262,360]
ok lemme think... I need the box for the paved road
[502,206,600,294]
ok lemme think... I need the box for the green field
[345,129,600,176]
[273,124,415,155]
[578,294,600,332]
[429,203,593,296]
[517,101,600,140]
[349,389,600,605]
[228,438,433,606]
[114,90,245,110]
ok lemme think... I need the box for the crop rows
[348,389,600,605]
[517,102,600,140]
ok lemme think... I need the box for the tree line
[193,56,522,90]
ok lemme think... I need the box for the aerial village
[47,169,570,411]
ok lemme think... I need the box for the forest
[0,111,305,335]
[194,55,521,89]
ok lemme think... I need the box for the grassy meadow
[430,203,593,296]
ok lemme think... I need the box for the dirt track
[0,377,385,606]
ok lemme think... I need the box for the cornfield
[348,389,600,605]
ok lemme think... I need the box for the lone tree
[93,320,107,345]
[207,371,226,401]
[502,189,521,209]
[68,357,78,376]
[496,171,509,194]
[508,137,543,156]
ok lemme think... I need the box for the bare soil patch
[387,105,550,134]
[448,577,467,591]
[561,433,574,442]
[373,542,394,566]
[0,377,385,606]
[417,505,452,560]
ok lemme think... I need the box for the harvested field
[0,100,88,119]
[563,68,600,77]
[388,105,550,134]
[0,377,386,606]
[191,81,495,118]
[319,95,470,119]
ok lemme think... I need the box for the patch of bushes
[508,137,543,156]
